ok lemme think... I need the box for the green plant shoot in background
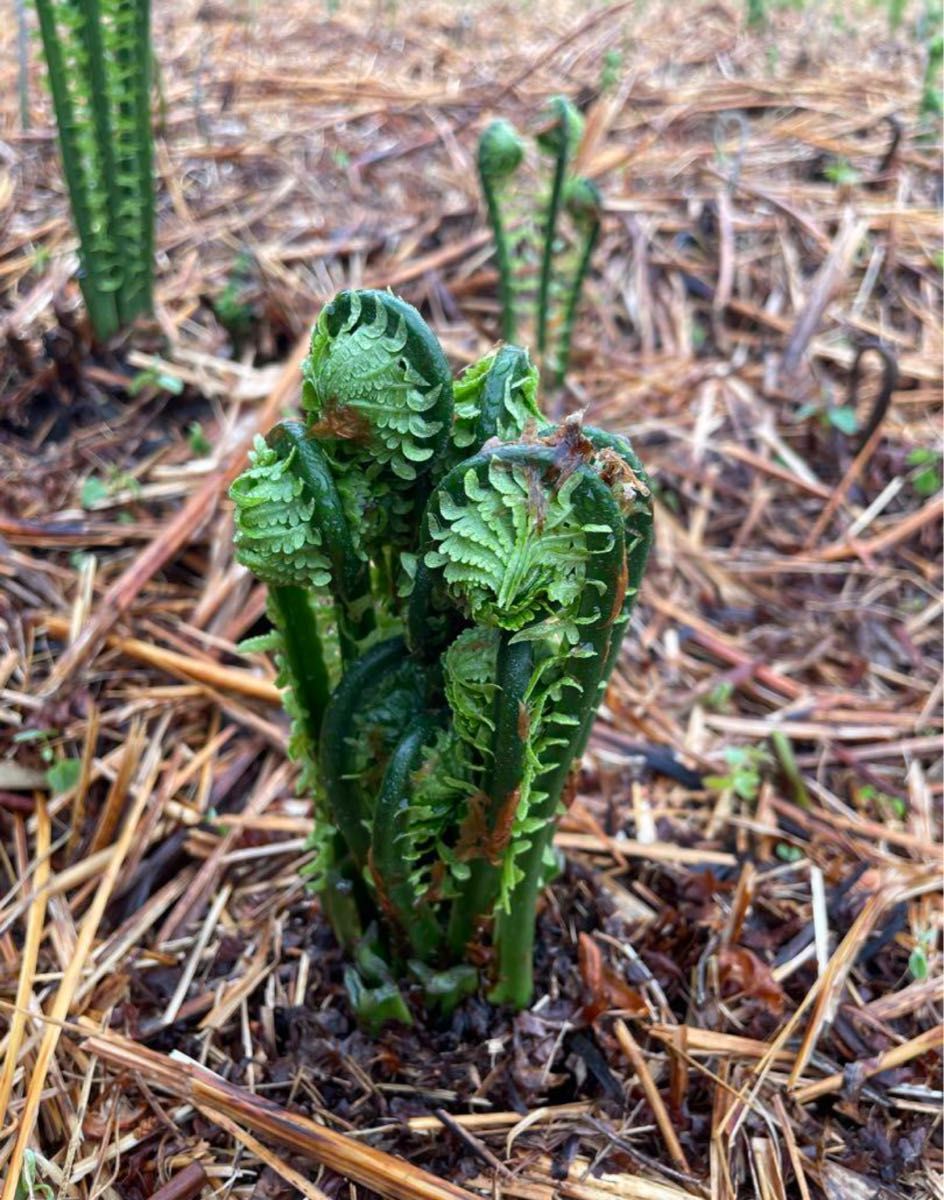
[230,289,653,1020]
[34,0,154,339]
[478,97,603,387]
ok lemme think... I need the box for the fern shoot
[229,288,653,1017]
[33,0,154,337]
[477,119,525,343]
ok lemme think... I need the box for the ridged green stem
[34,0,120,337]
[270,586,331,750]
[447,634,533,955]
[33,0,153,336]
[371,715,443,960]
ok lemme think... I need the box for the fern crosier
[231,437,332,590]
[304,290,451,483]
[301,290,454,557]
[447,345,548,468]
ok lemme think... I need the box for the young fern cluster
[34,0,153,338]
[478,97,604,386]
[230,289,652,1019]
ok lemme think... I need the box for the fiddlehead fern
[231,435,334,591]
[229,287,653,1018]
[491,425,653,1008]
[448,344,548,466]
[477,119,525,343]
[303,288,453,491]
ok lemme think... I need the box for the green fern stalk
[478,100,600,386]
[536,97,583,361]
[477,120,524,343]
[229,288,652,1016]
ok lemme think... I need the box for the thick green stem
[489,629,608,1009]
[489,818,556,1010]
[371,715,443,960]
[447,634,533,956]
[77,0,121,280]
[270,585,331,748]
[34,0,120,338]
[111,0,153,320]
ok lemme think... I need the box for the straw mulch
[0,0,941,1197]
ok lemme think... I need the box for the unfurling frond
[478,119,524,183]
[231,436,332,590]
[448,345,548,467]
[304,289,453,483]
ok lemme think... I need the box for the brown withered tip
[597,446,650,498]
[308,397,373,443]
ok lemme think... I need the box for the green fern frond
[301,290,454,557]
[230,436,332,590]
[304,289,453,483]
[227,286,653,1014]
[424,457,608,639]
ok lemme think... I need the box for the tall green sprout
[34,0,154,338]
[477,98,601,385]
[477,120,524,344]
[230,289,653,1019]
